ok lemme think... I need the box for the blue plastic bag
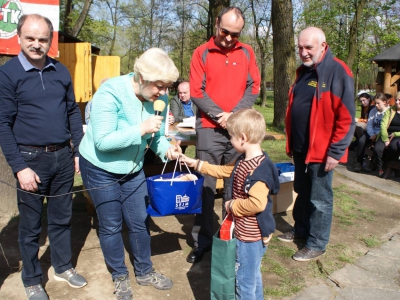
[275,162,295,175]
[146,171,204,217]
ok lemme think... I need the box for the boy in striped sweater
[181,108,279,299]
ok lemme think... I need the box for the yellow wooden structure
[57,42,121,120]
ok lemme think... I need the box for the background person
[374,91,400,177]
[352,93,375,172]
[187,6,261,263]
[180,108,279,300]
[363,93,390,172]
[79,48,181,300]
[170,81,198,123]
[278,27,355,262]
[0,14,87,300]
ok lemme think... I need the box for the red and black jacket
[285,46,355,163]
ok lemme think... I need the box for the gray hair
[299,27,326,44]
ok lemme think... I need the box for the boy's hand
[180,154,198,168]
[225,200,233,214]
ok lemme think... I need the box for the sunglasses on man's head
[218,27,241,38]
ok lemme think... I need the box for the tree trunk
[207,0,230,39]
[346,0,367,69]
[66,0,92,37]
[250,0,269,107]
[271,0,296,126]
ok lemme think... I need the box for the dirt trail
[1,167,400,299]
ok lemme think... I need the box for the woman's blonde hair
[227,108,266,144]
[133,48,179,83]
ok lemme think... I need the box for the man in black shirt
[0,14,87,299]
[278,27,355,262]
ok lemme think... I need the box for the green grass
[333,184,375,227]
[268,237,296,259]
[262,257,305,298]
[358,235,382,248]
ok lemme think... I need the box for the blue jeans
[235,239,267,300]
[292,152,333,251]
[79,156,152,280]
[17,145,74,287]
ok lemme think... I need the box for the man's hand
[325,156,339,172]
[17,168,41,192]
[216,112,233,129]
[168,114,175,125]
[74,157,80,174]
[287,151,293,158]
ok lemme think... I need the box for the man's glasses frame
[218,26,241,39]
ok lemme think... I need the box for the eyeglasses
[218,26,241,38]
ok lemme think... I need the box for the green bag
[210,220,236,300]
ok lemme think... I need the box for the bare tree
[271,0,296,126]
[207,0,230,39]
[250,0,272,107]
[63,0,93,37]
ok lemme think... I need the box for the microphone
[152,100,166,137]
[153,99,166,115]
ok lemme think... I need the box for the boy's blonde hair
[133,48,179,83]
[227,108,266,144]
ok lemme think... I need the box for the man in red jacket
[278,27,355,261]
[187,6,261,263]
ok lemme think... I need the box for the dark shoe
[54,268,87,288]
[136,269,173,290]
[186,246,211,263]
[353,162,362,173]
[277,231,307,243]
[363,160,375,172]
[114,275,133,300]
[25,284,49,300]
[293,247,326,262]
[378,169,385,178]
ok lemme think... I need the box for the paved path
[291,233,400,300]
[288,157,400,300]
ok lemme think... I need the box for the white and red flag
[0,0,59,57]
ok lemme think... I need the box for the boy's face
[229,135,245,153]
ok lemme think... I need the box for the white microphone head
[153,100,166,115]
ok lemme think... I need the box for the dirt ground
[1,164,400,299]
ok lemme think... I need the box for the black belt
[22,141,70,152]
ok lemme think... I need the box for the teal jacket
[377,106,400,143]
[80,73,171,174]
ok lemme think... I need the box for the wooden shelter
[371,43,400,97]
[57,31,121,120]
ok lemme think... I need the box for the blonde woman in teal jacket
[374,92,400,177]
[79,48,181,300]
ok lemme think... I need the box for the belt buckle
[45,146,49,152]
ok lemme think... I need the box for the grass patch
[268,237,296,259]
[358,235,382,248]
[333,184,377,229]
[262,257,305,298]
